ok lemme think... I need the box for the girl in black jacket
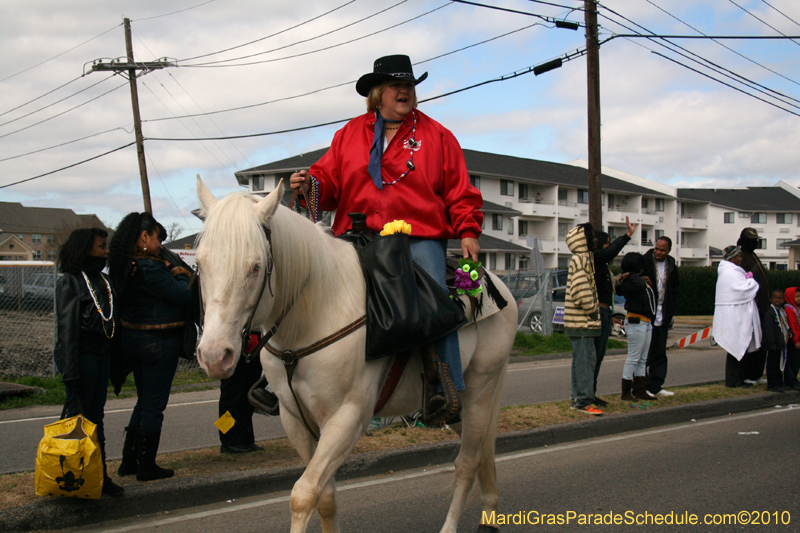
[55,227,124,497]
[615,252,657,401]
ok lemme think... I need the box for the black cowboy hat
[355,55,428,97]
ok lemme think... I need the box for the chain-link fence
[0,263,199,379]
[501,270,557,335]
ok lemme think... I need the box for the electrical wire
[0,75,86,118]
[644,0,800,88]
[0,142,136,190]
[761,0,800,28]
[145,152,199,232]
[727,0,800,47]
[133,0,217,22]
[145,20,544,123]
[0,24,121,83]
[0,81,128,140]
[0,74,116,128]
[450,0,582,25]
[182,0,409,66]
[0,126,130,162]
[178,0,357,62]
[525,0,587,11]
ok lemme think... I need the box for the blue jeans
[64,349,110,449]
[409,238,464,391]
[570,336,597,408]
[624,319,652,380]
[122,329,181,433]
[593,307,613,393]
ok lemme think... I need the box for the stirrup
[248,375,280,416]
[419,345,461,426]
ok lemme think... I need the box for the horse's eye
[252,264,260,274]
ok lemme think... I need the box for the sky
[1,0,798,236]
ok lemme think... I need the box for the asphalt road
[0,327,721,474]
[70,405,800,533]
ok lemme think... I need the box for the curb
[2,391,795,532]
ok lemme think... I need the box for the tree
[165,222,184,244]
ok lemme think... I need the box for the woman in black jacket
[108,212,193,482]
[55,227,124,497]
[615,252,657,401]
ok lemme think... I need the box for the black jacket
[642,249,679,326]
[740,251,769,315]
[762,305,788,351]
[615,273,656,321]
[593,234,630,306]
[55,270,116,382]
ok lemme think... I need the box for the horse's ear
[256,178,284,223]
[197,174,219,216]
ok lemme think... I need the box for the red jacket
[784,287,800,345]
[309,110,483,239]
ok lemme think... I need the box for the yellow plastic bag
[34,415,103,499]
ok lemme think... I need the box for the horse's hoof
[476,524,500,532]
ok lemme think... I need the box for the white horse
[194,176,517,533]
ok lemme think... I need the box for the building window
[751,213,767,224]
[558,223,569,238]
[724,212,735,224]
[500,180,513,196]
[480,217,485,230]
[777,213,793,224]
[518,257,528,270]
[33,251,42,260]
[757,238,767,250]
[47,234,55,244]
[518,220,528,236]
[275,172,292,188]
[18,234,24,240]
[470,175,480,190]
[577,189,589,204]
[739,212,750,218]
[47,251,56,261]
[655,198,665,212]
[507,219,514,235]
[489,253,497,270]
[32,234,41,245]
[777,238,792,248]
[518,183,529,200]
[557,257,569,269]
[505,253,515,270]
[558,189,568,205]
[478,253,487,266]
[655,229,664,240]
[252,174,265,191]
[641,198,648,209]
[492,214,503,231]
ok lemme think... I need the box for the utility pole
[585,0,602,231]
[91,18,175,214]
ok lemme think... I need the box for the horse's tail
[477,360,507,493]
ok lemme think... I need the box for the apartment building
[235,148,800,272]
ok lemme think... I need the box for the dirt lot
[0,308,55,377]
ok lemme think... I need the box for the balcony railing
[558,200,577,207]
[608,205,638,213]
[519,198,555,205]
[680,214,707,220]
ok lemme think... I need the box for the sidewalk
[2,390,794,533]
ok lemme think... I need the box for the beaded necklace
[383,110,418,187]
[81,271,115,339]
[645,285,657,316]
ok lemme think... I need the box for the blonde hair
[366,81,418,113]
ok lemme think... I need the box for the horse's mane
[198,191,363,343]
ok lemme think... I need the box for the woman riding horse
[271,54,484,420]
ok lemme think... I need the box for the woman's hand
[461,237,480,262]
[290,170,309,190]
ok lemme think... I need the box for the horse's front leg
[288,402,367,533]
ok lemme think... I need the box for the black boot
[99,442,125,497]
[633,376,654,401]
[620,378,635,401]
[420,344,461,426]
[247,375,280,416]
[137,430,174,482]
[117,426,141,477]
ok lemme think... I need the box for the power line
[644,0,800,88]
[133,0,217,22]
[145,20,544,123]
[145,50,587,142]
[0,74,115,128]
[727,0,800,47]
[761,0,800,29]
[0,126,130,162]
[178,0,357,62]
[525,0,587,11]
[0,74,85,118]
[451,0,583,26]
[0,81,127,140]
[182,0,410,66]
[0,142,136,190]
[0,24,121,83]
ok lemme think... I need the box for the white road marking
[0,399,218,425]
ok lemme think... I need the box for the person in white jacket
[713,245,762,388]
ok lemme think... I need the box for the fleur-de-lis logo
[403,138,422,152]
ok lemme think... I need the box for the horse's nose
[219,347,236,374]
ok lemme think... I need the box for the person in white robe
[713,246,761,387]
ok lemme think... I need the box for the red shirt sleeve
[786,306,800,343]
[439,128,483,239]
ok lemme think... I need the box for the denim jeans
[64,349,110,449]
[624,319,652,380]
[593,307,613,393]
[409,238,464,391]
[570,336,597,408]
[122,328,181,433]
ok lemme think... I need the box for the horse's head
[194,175,283,378]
